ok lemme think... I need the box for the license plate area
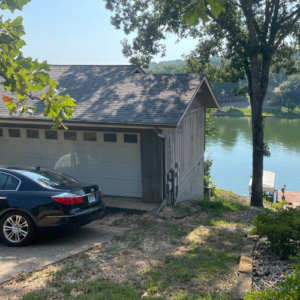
[88,194,96,203]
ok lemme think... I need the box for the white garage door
[0,127,142,198]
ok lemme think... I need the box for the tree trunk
[251,93,265,207]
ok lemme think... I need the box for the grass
[224,107,300,116]
[21,280,164,300]
[140,228,244,298]
[203,218,250,229]
[184,189,253,229]
[15,223,245,300]
[193,192,248,217]
[166,223,188,239]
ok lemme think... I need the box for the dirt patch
[0,189,260,300]
[0,217,246,300]
[159,189,266,229]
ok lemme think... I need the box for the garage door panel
[120,149,141,162]
[99,167,139,180]
[101,180,141,197]
[121,182,142,195]
[0,129,142,198]
[101,148,120,162]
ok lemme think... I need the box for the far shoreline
[213,113,300,119]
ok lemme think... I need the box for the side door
[0,172,20,212]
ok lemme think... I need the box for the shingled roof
[0,65,217,128]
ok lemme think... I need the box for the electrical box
[175,161,180,169]
[167,172,172,181]
[166,181,172,192]
[175,171,179,177]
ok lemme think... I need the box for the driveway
[0,220,128,284]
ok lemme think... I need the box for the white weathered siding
[162,103,205,203]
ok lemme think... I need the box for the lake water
[205,116,300,195]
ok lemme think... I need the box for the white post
[208,185,211,199]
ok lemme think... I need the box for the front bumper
[37,201,105,234]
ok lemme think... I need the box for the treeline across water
[145,58,291,98]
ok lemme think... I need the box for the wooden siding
[162,105,206,203]
[140,129,163,203]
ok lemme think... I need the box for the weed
[166,224,188,239]
[143,267,162,281]
[47,270,55,277]
[117,260,125,268]
[78,252,89,259]
[63,283,71,295]
[18,273,30,281]
[21,290,52,300]
[272,200,289,210]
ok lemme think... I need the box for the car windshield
[15,169,77,188]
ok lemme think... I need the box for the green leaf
[63,95,76,107]
[0,0,31,13]
[4,100,16,115]
[9,16,23,28]
[206,0,226,18]
[182,0,226,26]
[182,8,200,26]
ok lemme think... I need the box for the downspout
[153,128,166,217]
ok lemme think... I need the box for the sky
[3,0,198,65]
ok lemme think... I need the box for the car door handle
[0,197,7,200]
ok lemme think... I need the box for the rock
[163,214,172,220]
[181,237,189,245]
[179,201,193,207]
[171,212,188,219]
[251,238,294,292]
[190,207,199,213]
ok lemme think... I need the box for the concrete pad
[239,256,252,273]
[233,273,253,300]
[0,221,128,284]
[233,237,254,299]
[240,242,255,257]
[104,196,158,212]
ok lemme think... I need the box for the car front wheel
[0,211,35,247]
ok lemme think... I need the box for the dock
[248,171,276,197]
[277,190,300,209]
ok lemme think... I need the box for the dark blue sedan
[0,167,105,246]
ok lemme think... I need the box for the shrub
[245,253,300,300]
[251,207,300,257]
[272,200,289,211]
[204,157,216,195]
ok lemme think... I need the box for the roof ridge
[141,73,205,76]
[49,64,137,66]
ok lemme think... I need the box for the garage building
[0,65,218,204]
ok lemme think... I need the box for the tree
[270,75,300,112]
[0,0,76,129]
[146,60,186,73]
[105,0,300,207]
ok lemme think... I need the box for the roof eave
[0,117,177,130]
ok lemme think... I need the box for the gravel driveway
[0,220,128,284]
